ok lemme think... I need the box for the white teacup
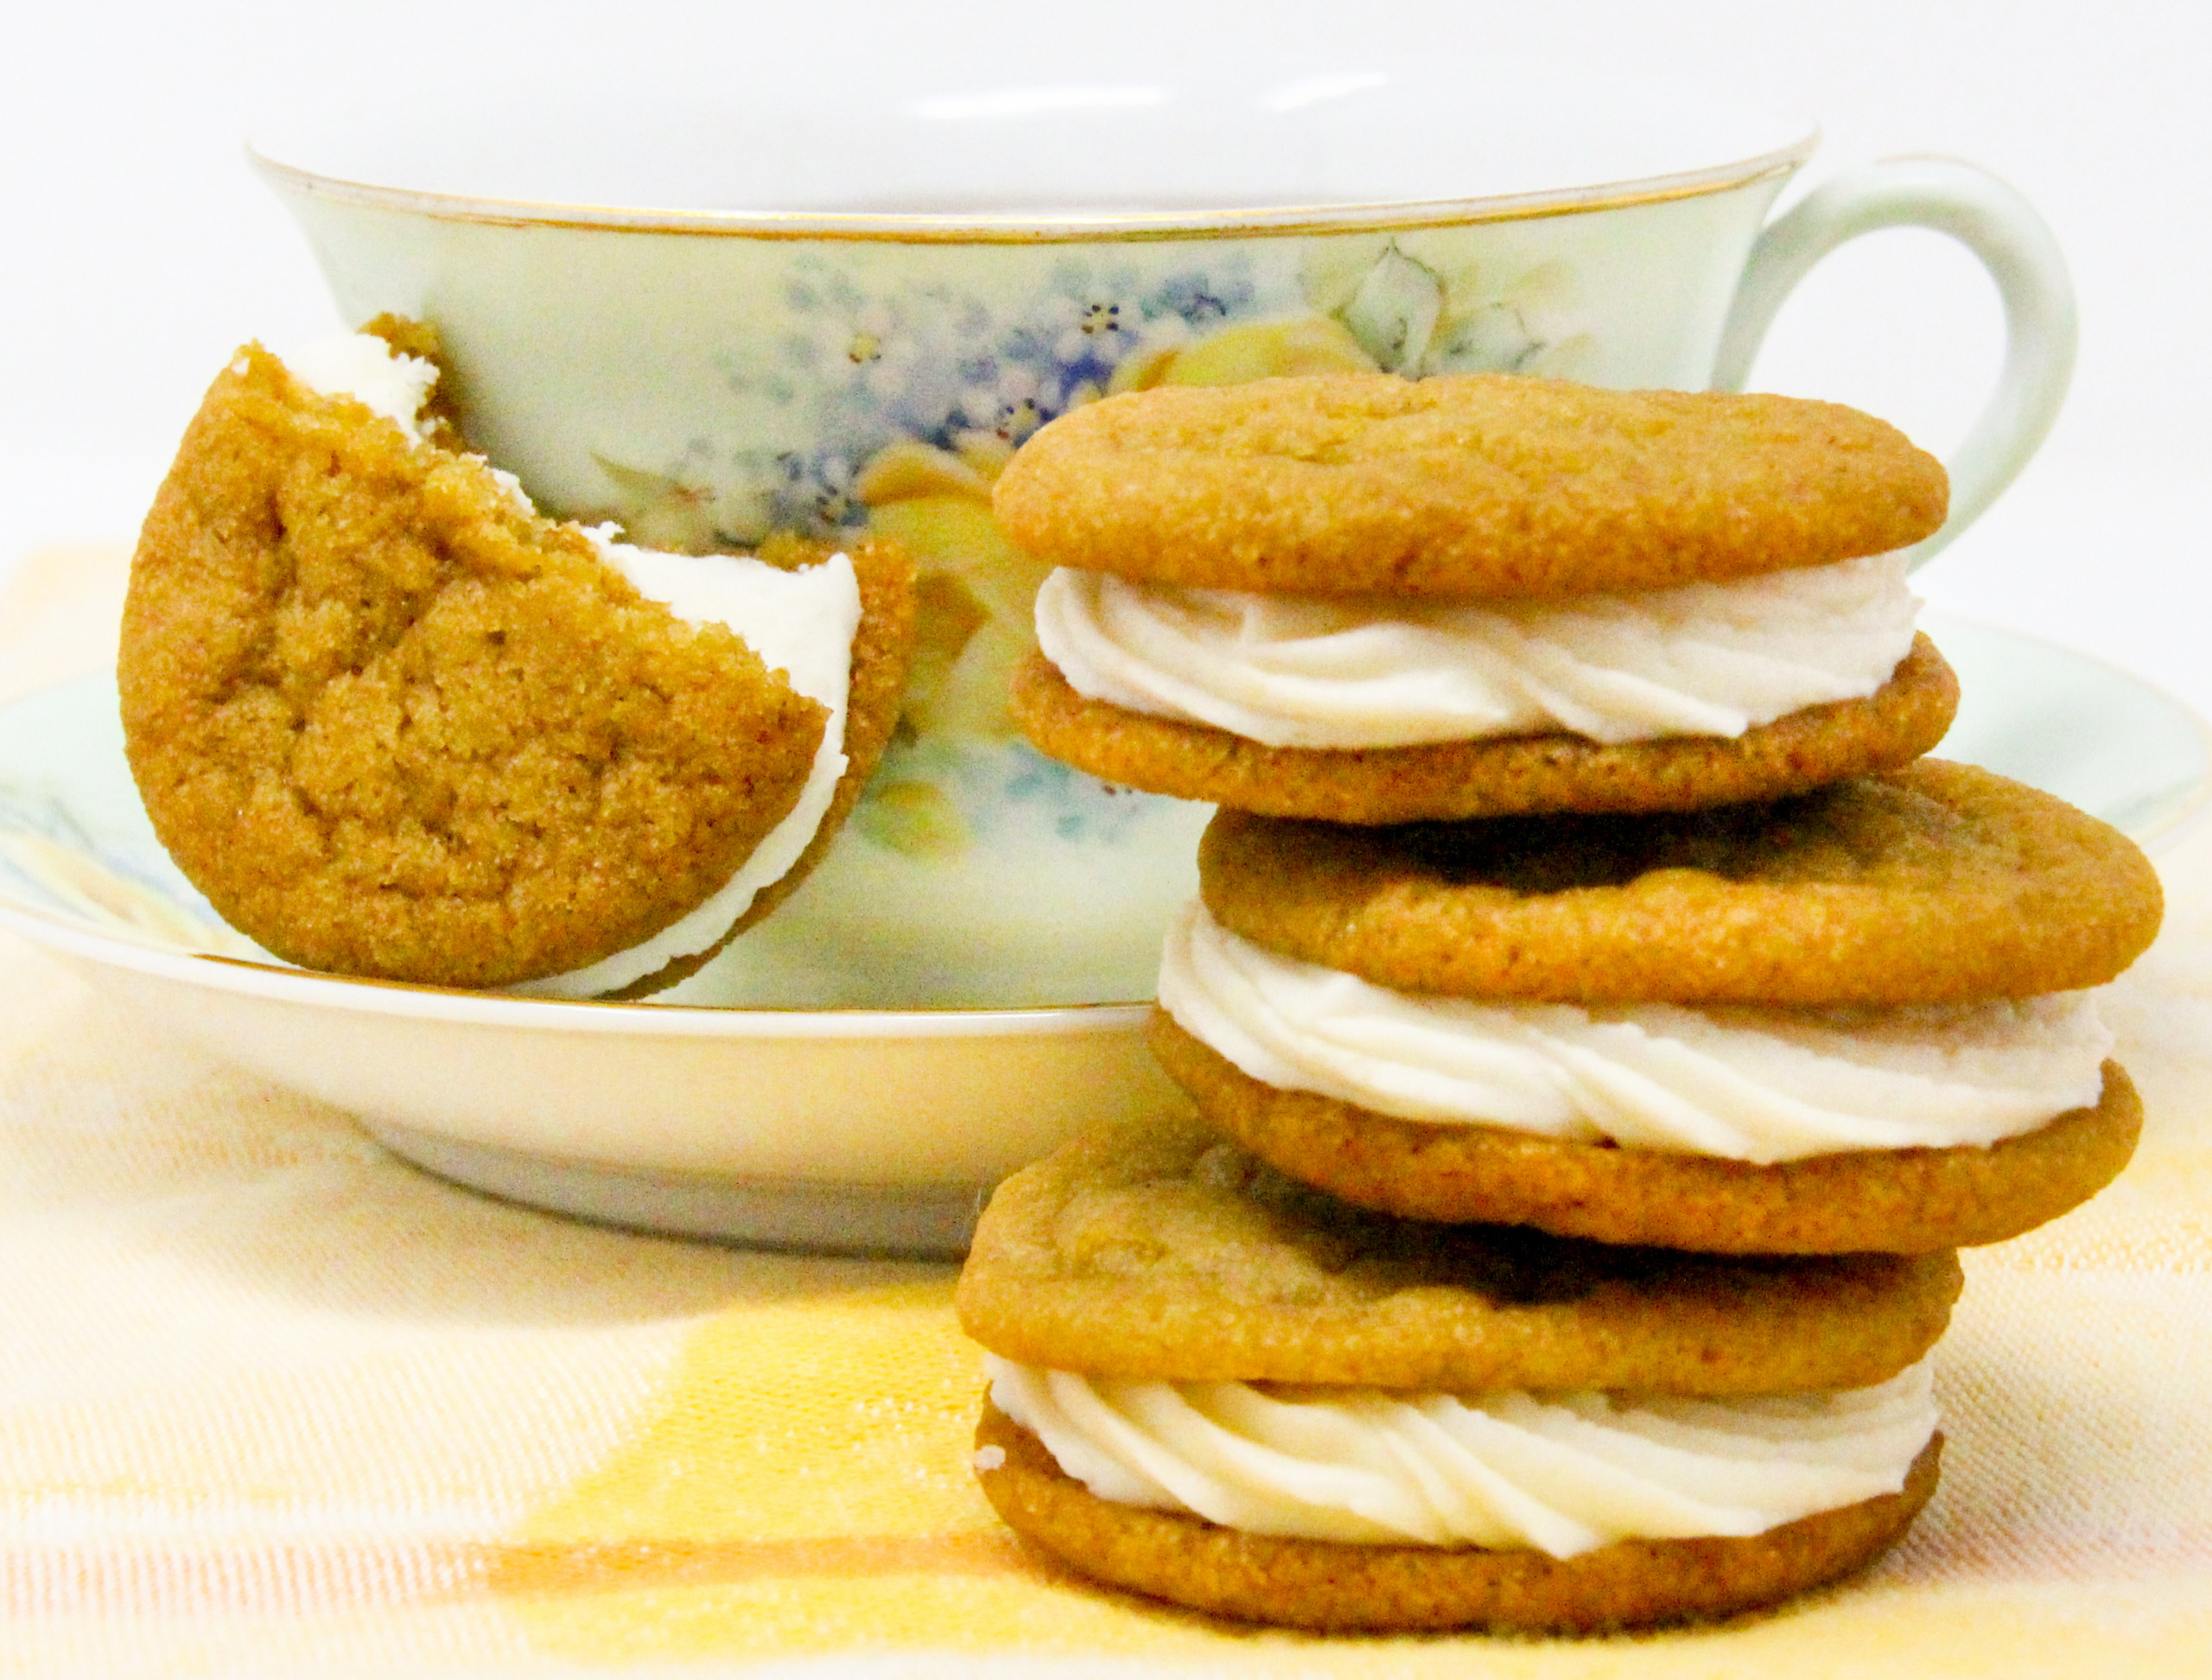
[252,56,2072,1011]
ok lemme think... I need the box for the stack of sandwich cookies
[120,320,915,996]
[963,369,2165,1630]
[959,1113,1960,1633]
[1000,373,1961,822]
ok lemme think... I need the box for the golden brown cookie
[121,340,914,991]
[1152,1012,2144,1253]
[975,1401,1942,1634]
[956,1110,1961,1393]
[1199,760,2163,1007]
[993,374,1948,598]
[961,1113,1952,1632]
[1010,633,1959,822]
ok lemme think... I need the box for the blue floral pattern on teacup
[581,237,1592,858]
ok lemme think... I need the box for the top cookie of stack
[1002,372,1958,820]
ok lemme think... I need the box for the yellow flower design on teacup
[1108,315,1377,391]
[854,433,1052,744]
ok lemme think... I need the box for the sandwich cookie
[999,373,1957,820]
[120,321,914,994]
[960,1112,1957,1632]
[1154,760,2160,1252]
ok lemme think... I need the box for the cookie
[956,1111,1961,1392]
[992,373,1948,599]
[975,1402,1942,1634]
[1002,372,1950,819]
[1198,760,2162,1006]
[120,333,914,991]
[1008,631,1960,822]
[1160,760,2156,1251]
[1151,1012,2144,1253]
[959,1112,1955,1632]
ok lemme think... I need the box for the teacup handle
[1712,157,2076,571]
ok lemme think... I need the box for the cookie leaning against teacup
[999,372,1959,821]
[1154,759,2160,1254]
[958,1111,1960,1633]
[119,322,915,996]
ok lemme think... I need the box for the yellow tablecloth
[4,545,2209,1678]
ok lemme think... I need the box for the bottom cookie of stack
[957,1114,1959,1633]
[975,1395,1940,1634]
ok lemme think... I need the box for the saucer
[3,614,2203,1255]
[1924,608,2212,846]
[0,673,1179,1257]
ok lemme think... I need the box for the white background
[3,0,2207,710]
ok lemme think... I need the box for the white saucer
[0,673,1180,1256]
[3,615,2203,1255]
[1924,608,2212,847]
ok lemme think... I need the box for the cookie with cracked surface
[992,373,1947,598]
[955,1110,1961,1392]
[120,334,913,991]
[1009,631,1959,822]
[1198,760,2162,1007]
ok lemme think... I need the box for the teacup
[251,56,2073,1011]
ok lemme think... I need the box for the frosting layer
[1159,902,2112,1162]
[286,332,439,440]
[986,1353,1937,1557]
[1034,555,1918,748]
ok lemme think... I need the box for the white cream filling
[986,1352,1937,1557]
[289,330,860,998]
[1034,553,1919,748]
[285,332,441,441]
[1160,902,2111,1163]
